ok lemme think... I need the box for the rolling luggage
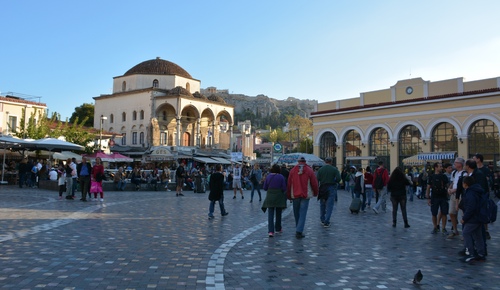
[349,197,362,214]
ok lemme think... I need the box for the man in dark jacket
[208,164,228,219]
[460,176,486,263]
[76,157,92,201]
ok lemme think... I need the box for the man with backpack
[316,157,341,227]
[426,163,449,234]
[460,176,486,263]
[372,161,389,214]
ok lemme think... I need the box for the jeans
[355,191,367,211]
[65,177,73,197]
[72,177,78,196]
[250,182,262,201]
[79,175,90,200]
[208,196,227,217]
[116,180,126,190]
[373,186,387,212]
[268,207,283,233]
[320,185,337,224]
[365,187,373,206]
[293,198,310,234]
[407,185,414,201]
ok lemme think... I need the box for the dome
[124,57,192,79]
[208,94,226,104]
[166,86,193,97]
[193,92,208,100]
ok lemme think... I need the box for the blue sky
[1,1,499,120]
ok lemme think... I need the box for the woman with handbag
[261,164,287,237]
[91,157,105,201]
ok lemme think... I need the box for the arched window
[162,111,167,121]
[319,132,336,161]
[468,119,499,168]
[122,112,126,122]
[343,130,362,166]
[121,133,127,145]
[110,114,114,123]
[186,82,190,91]
[431,122,457,152]
[122,81,126,92]
[369,127,390,167]
[140,110,144,120]
[139,132,145,145]
[153,79,159,88]
[132,111,137,121]
[399,125,422,167]
[132,132,137,145]
[160,132,167,145]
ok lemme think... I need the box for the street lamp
[99,116,107,152]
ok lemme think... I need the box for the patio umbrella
[23,138,84,152]
[110,153,133,162]
[83,152,115,162]
[53,151,82,162]
[274,153,325,167]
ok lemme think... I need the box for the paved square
[0,186,499,289]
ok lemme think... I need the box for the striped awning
[417,152,456,160]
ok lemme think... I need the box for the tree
[11,108,52,139]
[70,103,95,128]
[53,116,96,153]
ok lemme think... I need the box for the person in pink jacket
[286,157,319,239]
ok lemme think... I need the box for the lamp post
[99,116,107,152]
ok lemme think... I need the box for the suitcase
[349,197,362,214]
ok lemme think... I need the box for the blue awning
[417,152,456,160]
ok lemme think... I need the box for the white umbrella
[23,138,84,152]
[53,151,82,162]
[274,153,326,167]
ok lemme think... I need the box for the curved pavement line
[0,200,132,243]
[205,207,293,290]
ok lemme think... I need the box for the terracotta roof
[124,57,192,79]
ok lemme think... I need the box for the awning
[345,156,377,161]
[193,157,218,164]
[417,152,456,160]
[210,157,232,165]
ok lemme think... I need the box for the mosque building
[93,57,235,156]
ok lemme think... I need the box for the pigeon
[413,269,423,284]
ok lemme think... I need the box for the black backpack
[429,173,447,198]
[374,169,385,190]
[354,175,363,192]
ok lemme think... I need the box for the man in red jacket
[372,161,389,214]
[287,157,319,239]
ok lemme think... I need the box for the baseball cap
[298,157,307,163]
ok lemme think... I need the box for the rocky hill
[200,87,317,118]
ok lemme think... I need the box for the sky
[1,0,500,120]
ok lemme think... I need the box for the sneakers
[447,231,459,239]
[277,230,283,234]
[431,228,439,234]
[241,196,244,199]
[323,222,331,228]
[221,212,229,216]
[458,249,469,256]
[441,229,448,235]
[268,232,274,237]
[208,215,214,219]
[372,208,379,214]
[100,198,104,202]
[178,193,184,196]
[233,196,236,199]
[461,255,486,263]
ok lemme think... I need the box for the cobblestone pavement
[0,185,499,289]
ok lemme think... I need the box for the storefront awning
[417,152,456,160]
[193,157,218,164]
[210,157,232,165]
[345,156,377,161]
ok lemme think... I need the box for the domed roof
[193,92,208,100]
[166,86,193,97]
[208,94,226,104]
[124,57,192,79]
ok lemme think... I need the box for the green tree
[54,116,95,153]
[70,103,95,128]
[11,108,52,139]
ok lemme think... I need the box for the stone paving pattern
[0,185,499,289]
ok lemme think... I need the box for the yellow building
[311,76,500,171]
[0,95,47,136]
